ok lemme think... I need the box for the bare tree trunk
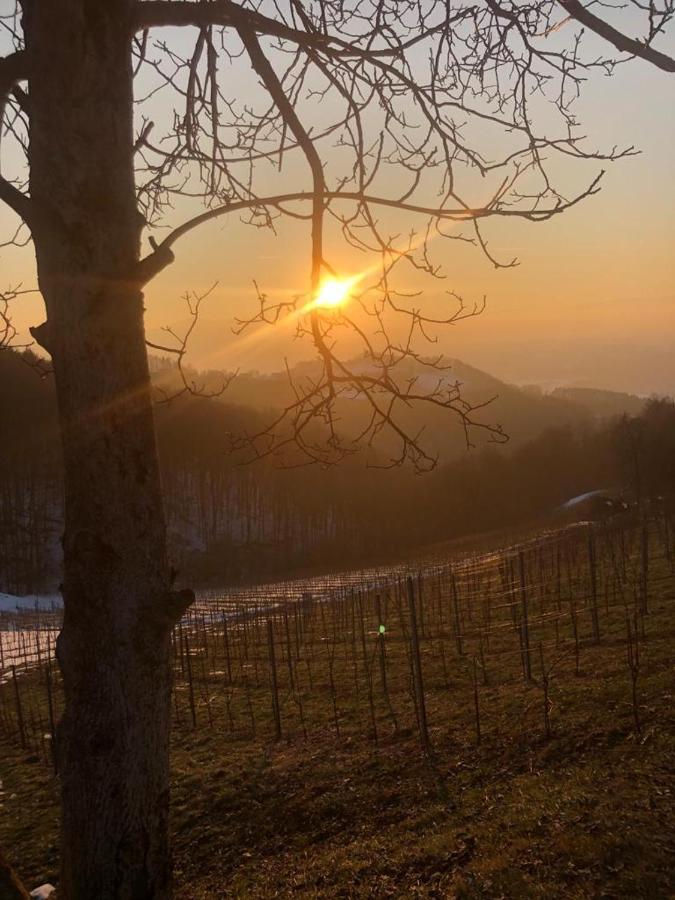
[25,3,190,896]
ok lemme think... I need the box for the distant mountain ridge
[550,386,645,419]
[153,354,649,461]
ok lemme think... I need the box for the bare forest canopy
[2,347,673,595]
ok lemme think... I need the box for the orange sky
[2,17,674,395]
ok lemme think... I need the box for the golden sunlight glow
[313,276,358,310]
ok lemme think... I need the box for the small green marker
[378,624,386,634]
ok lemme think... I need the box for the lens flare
[313,276,357,309]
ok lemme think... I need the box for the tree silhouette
[557,0,675,72]
[0,1,671,896]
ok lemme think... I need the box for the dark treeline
[1,348,674,592]
[0,350,62,593]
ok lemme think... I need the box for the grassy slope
[1,561,674,898]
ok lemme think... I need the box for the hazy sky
[2,10,674,395]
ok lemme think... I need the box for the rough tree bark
[24,2,191,896]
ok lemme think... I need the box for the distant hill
[3,347,674,593]
[154,355,595,462]
[11,346,636,464]
[550,387,646,419]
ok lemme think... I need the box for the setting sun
[313,276,357,309]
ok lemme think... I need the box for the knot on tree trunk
[28,321,53,354]
[134,238,175,287]
[165,587,195,625]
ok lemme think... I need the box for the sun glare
[313,277,356,309]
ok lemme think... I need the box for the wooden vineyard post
[45,654,58,774]
[267,619,282,741]
[588,526,600,643]
[417,573,425,639]
[407,577,431,755]
[472,656,481,745]
[293,603,302,662]
[283,606,295,692]
[436,572,444,630]
[196,644,214,730]
[349,591,360,697]
[34,626,42,669]
[222,617,232,685]
[374,594,388,698]
[571,599,580,677]
[358,593,378,744]
[518,551,532,681]
[183,630,197,729]
[664,509,674,571]
[242,672,256,739]
[319,598,341,738]
[556,543,562,610]
[375,593,398,731]
[539,642,552,740]
[640,523,649,615]
[478,630,488,686]
[450,567,463,657]
[626,616,642,735]
[172,672,182,728]
[178,620,186,678]
[11,666,26,750]
[619,525,627,583]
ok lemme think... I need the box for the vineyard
[1,513,673,758]
[1,512,674,897]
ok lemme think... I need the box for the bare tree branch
[135,0,323,45]
[0,50,33,222]
[135,174,605,282]
[558,0,675,72]
[0,49,25,97]
[148,284,237,403]
[0,175,32,222]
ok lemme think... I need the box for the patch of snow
[0,624,60,680]
[0,592,21,612]
[0,593,62,612]
[30,886,56,900]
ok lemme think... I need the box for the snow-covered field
[0,594,61,683]
[0,592,62,613]
[0,625,60,683]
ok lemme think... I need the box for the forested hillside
[1,348,672,592]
